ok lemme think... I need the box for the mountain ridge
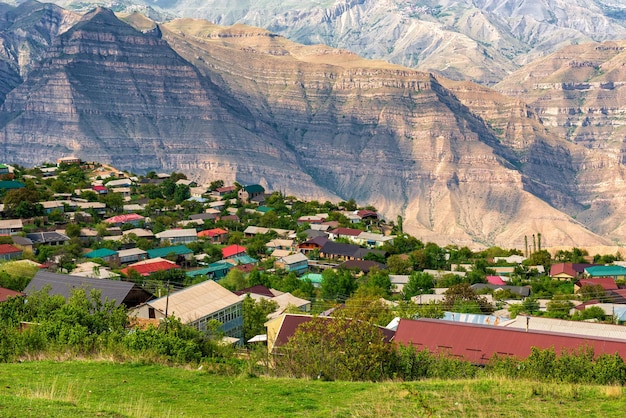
[0,2,622,249]
[20,0,626,86]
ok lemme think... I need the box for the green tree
[578,284,608,302]
[443,283,494,314]
[384,256,412,284]
[403,271,435,299]
[65,223,82,238]
[101,192,124,213]
[209,180,224,191]
[277,316,394,381]
[321,269,356,301]
[173,184,191,204]
[343,288,394,326]
[220,268,248,291]
[546,296,574,319]
[242,295,278,343]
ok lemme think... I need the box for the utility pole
[164,280,170,332]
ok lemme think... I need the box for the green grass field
[0,361,624,417]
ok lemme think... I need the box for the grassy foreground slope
[0,361,625,417]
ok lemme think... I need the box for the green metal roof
[147,245,193,259]
[585,265,626,277]
[243,184,264,193]
[85,248,118,259]
[300,273,323,284]
[229,255,258,265]
[0,181,24,190]
[186,262,233,278]
[257,206,273,213]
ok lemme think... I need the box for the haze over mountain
[1,1,626,250]
[17,0,626,85]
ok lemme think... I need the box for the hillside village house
[26,271,152,308]
[353,232,395,248]
[275,253,309,275]
[147,245,194,262]
[550,263,596,280]
[238,184,265,204]
[0,219,22,235]
[584,265,626,280]
[84,248,119,264]
[131,280,244,340]
[121,258,180,277]
[0,287,23,303]
[26,231,69,246]
[221,244,247,259]
[71,262,119,279]
[56,157,81,166]
[11,236,33,252]
[197,228,228,243]
[155,228,198,245]
[117,248,148,264]
[243,225,294,238]
[186,261,233,281]
[103,213,145,227]
[393,318,626,365]
[236,286,311,319]
[0,244,22,261]
[0,164,14,179]
[574,277,618,293]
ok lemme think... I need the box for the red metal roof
[222,244,246,258]
[393,318,626,364]
[330,227,363,237]
[198,228,228,238]
[550,263,577,277]
[356,210,378,219]
[121,260,179,277]
[104,213,145,224]
[577,278,618,291]
[234,285,275,298]
[0,244,21,255]
[215,186,236,193]
[486,276,506,285]
[0,286,23,303]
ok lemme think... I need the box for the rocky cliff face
[0,3,619,248]
[497,41,626,243]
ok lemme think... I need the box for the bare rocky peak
[30,0,626,86]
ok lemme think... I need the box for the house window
[148,307,155,319]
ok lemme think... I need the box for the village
[2,158,626,371]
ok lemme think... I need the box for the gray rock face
[0,3,620,248]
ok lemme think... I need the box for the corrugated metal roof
[585,265,626,277]
[0,286,23,303]
[148,280,241,324]
[117,248,147,257]
[25,271,151,307]
[155,229,198,239]
[443,312,509,325]
[85,248,118,258]
[394,318,626,364]
[501,315,626,341]
[147,245,192,259]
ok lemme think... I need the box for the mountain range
[1,1,626,250]
[17,0,626,86]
